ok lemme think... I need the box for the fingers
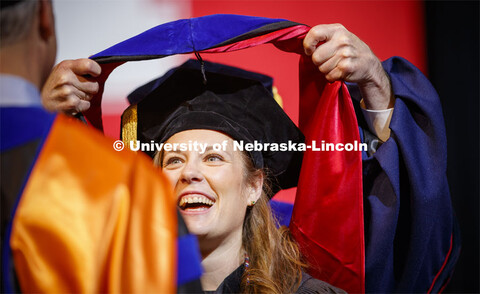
[69,58,102,77]
[56,59,101,93]
[304,24,355,82]
[304,23,378,84]
[311,39,338,67]
[56,93,91,114]
[44,84,91,114]
[56,83,93,102]
[41,58,101,114]
[324,59,353,82]
[303,24,345,56]
[72,74,99,96]
[75,100,91,113]
[66,98,91,113]
[304,23,392,109]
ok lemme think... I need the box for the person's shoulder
[296,272,347,294]
[55,114,141,162]
[52,114,167,184]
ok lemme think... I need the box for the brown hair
[240,152,305,294]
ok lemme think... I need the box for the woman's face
[161,130,262,243]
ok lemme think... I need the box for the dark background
[425,1,479,292]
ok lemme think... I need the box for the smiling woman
[159,130,255,242]
[123,59,345,293]
[157,129,301,292]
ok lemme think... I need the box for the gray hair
[0,1,39,47]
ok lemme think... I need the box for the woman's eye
[205,154,223,163]
[163,157,183,167]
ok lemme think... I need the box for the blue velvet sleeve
[360,57,459,293]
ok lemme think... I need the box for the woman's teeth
[179,195,215,210]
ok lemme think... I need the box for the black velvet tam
[127,59,304,193]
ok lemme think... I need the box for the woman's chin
[182,212,214,236]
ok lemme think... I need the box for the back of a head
[1,0,57,89]
[0,0,38,48]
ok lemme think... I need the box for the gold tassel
[121,104,137,151]
[272,86,283,109]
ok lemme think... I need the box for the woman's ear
[246,172,263,206]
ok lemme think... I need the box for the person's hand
[303,24,394,110]
[41,59,101,115]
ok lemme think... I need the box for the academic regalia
[0,76,185,293]
[84,14,458,293]
[123,59,304,193]
[203,265,346,294]
[87,15,364,292]
[115,52,347,294]
[352,57,461,293]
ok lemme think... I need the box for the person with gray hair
[0,0,57,92]
[1,1,39,45]
[0,1,194,292]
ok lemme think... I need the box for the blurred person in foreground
[0,1,200,292]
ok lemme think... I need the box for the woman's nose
[179,160,204,184]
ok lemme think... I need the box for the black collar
[204,264,244,294]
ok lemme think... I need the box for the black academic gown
[205,265,346,294]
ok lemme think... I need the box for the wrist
[358,62,394,110]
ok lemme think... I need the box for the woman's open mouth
[178,193,215,212]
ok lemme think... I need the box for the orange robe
[3,111,176,293]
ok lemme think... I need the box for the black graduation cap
[122,59,304,194]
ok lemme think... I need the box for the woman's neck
[199,232,244,291]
